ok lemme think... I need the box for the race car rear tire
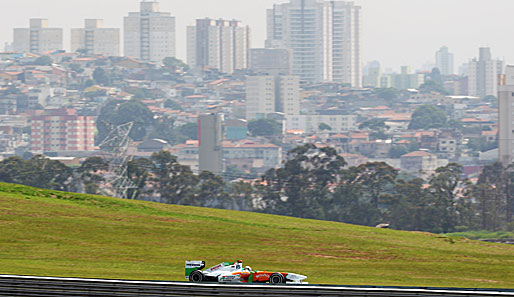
[269,273,285,284]
[189,270,204,282]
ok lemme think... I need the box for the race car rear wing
[185,261,205,279]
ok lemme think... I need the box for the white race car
[185,260,307,284]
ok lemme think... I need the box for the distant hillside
[0,183,513,288]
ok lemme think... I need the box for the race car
[185,260,307,284]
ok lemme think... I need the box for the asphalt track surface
[1,275,513,296]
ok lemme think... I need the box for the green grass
[445,231,514,240]
[0,183,513,288]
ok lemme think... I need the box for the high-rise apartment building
[498,65,514,166]
[187,18,250,74]
[30,109,95,154]
[13,19,63,54]
[124,0,175,62]
[362,62,382,88]
[435,46,454,76]
[246,75,300,120]
[390,66,425,90]
[266,0,361,87]
[468,47,504,98]
[248,48,292,75]
[71,19,120,57]
[198,113,223,175]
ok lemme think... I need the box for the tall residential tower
[498,65,514,166]
[435,46,454,76]
[13,19,63,54]
[198,113,223,175]
[71,19,120,56]
[468,47,504,98]
[124,0,176,62]
[187,18,250,74]
[245,75,300,121]
[266,0,361,87]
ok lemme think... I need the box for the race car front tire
[269,273,285,284]
[189,270,204,282]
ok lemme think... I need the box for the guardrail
[481,239,514,245]
[1,275,513,297]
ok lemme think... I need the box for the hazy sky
[1,0,513,71]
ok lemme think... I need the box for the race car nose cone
[286,273,307,281]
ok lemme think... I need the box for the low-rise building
[285,115,357,133]
[170,139,282,174]
[223,140,281,171]
[400,150,438,178]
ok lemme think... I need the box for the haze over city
[2,0,514,292]
[1,0,514,70]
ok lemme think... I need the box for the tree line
[1,144,513,234]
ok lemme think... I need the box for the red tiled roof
[402,151,435,157]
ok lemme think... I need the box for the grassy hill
[0,183,513,288]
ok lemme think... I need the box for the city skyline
[1,0,513,70]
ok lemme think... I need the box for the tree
[408,105,447,130]
[163,57,189,72]
[471,162,512,230]
[150,116,187,145]
[429,68,442,85]
[259,144,347,219]
[229,181,255,211]
[328,169,368,225]
[84,79,95,88]
[352,162,398,213]
[130,88,157,99]
[370,130,388,140]
[93,67,111,86]
[418,80,448,95]
[69,63,84,73]
[359,118,388,131]
[96,99,155,143]
[248,119,282,137]
[178,123,199,140]
[318,123,332,131]
[127,157,155,199]
[389,145,409,158]
[0,156,73,191]
[427,163,468,233]
[75,157,108,194]
[149,151,199,205]
[164,99,183,111]
[194,171,229,208]
[467,137,497,152]
[34,56,53,66]
[0,157,32,185]
[375,88,400,101]
[385,178,434,231]
[28,156,73,191]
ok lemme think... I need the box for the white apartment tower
[246,75,300,120]
[13,19,63,54]
[187,19,250,74]
[71,19,120,56]
[498,65,514,166]
[435,46,454,76]
[266,0,361,87]
[468,47,504,98]
[124,0,176,62]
